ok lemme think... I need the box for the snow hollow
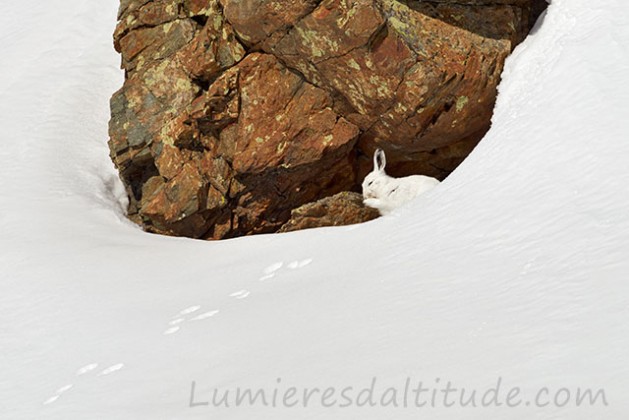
[1,0,629,419]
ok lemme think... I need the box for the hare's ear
[374,148,386,172]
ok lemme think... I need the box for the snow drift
[1,0,628,418]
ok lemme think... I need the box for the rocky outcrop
[109,0,545,239]
[279,192,380,233]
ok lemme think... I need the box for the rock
[279,192,380,233]
[109,0,545,239]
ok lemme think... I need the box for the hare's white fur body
[362,149,440,215]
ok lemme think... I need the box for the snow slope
[1,0,629,418]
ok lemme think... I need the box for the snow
[1,0,629,418]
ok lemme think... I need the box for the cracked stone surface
[109,0,546,239]
[278,192,380,233]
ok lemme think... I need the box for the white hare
[362,148,440,215]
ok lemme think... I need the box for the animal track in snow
[263,262,283,275]
[44,361,124,405]
[298,258,313,268]
[229,290,250,299]
[99,363,125,376]
[76,363,98,376]
[43,395,60,405]
[191,310,219,321]
[260,258,313,279]
[289,258,313,269]
[163,326,181,335]
[162,258,314,336]
[178,305,201,315]
[163,305,220,334]
[43,384,73,405]
[56,384,73,393]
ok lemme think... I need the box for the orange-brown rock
[109,0,546,239]
[278,192,380,233]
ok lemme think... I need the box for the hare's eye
[368,181,373,186]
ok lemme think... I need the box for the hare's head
[362,148,389,199]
